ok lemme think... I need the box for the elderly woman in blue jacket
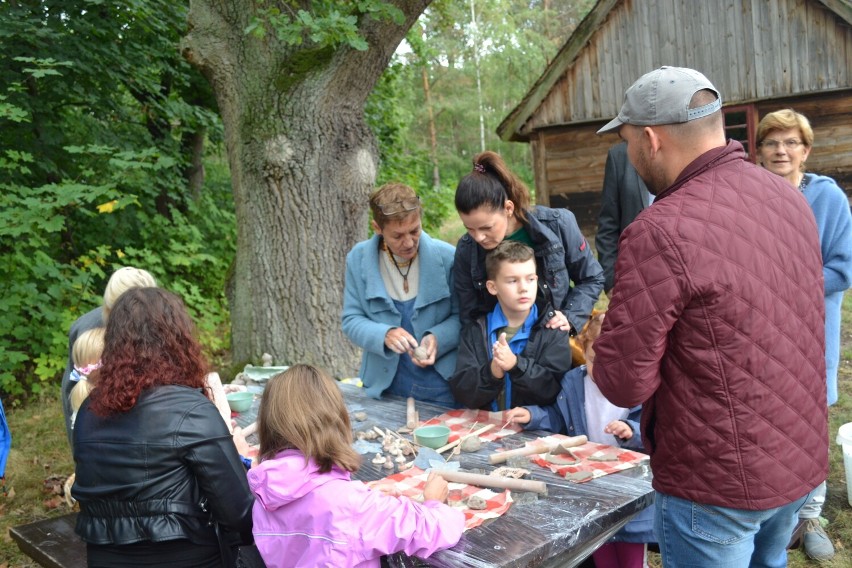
[342,183,460,407]
[757,109,852,562]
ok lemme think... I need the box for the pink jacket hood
[248,449,464,568]
[249,449,350,511]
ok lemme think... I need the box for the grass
[1,275,850,566]
[1,396,75,567]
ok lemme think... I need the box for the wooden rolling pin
[406,397,417,429]
[488,434,588,465]
[435,470,547,494]
[434,424,495,454]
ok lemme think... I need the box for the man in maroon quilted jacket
[595,66,828,567]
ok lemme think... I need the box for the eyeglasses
[760,139,804,150]
[377,197,420,216]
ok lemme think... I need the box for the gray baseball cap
[597,66,722,134]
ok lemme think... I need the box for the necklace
[798,173,808,192]
[385,246,416,293]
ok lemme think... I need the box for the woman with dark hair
[454,151,604,333]
[72,287,254,568]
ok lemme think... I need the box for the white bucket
[837,422,852,507]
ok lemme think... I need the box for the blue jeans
[655,490,811,567]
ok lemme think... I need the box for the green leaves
[246,1,404,51]
[0,1,235,397]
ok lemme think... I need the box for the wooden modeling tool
[434,424,495,454]
[406,397,417,429]
[488,435,588,465]
[240,422,257,437]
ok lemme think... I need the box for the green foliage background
[0,1,234,397]
[0,0,593,398]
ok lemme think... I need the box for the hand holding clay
[423,470,449,503]
[232,427,254,462]
[604,420,633,440]
[385,328,418,354]
[410,334,437,368]
[491,332,517,373]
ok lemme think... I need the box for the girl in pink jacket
[248,364,465,568]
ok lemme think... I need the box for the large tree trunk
[183,1,430,376]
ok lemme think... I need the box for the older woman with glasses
[757,108,852,562]
[342,182,460,407]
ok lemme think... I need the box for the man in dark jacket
[594,67,827,566]
[595,141,650,295]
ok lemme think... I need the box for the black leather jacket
[72,385,254,548]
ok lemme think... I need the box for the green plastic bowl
[226,392,254,413]
[414,425,451,449]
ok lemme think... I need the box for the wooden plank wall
[536,91,852,232]
[756,92,852,190]
[523,0,852,134]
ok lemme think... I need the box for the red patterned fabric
[527,435,648,483]
[368,466,513,530]
[421,409,521,443]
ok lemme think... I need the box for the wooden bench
[10,513,85,568]
[11,513,267,568]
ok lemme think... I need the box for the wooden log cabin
[497,0,852,233]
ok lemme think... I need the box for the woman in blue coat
[342,183,460,406]
[757,109,852,562]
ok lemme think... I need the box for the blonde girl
[69,327,105,428]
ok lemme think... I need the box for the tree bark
[421,65,440,190]
[183,1,430,376]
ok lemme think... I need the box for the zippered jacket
[249,450,464,567]
[454,206,604,332]
[594,141,828,511]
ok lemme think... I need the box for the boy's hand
[605,420,633,440]
[492,332,517,372]
[423,471,449,503]
[505,407,531,425]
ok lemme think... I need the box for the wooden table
[10,513,84,568]
[237,381,655,568]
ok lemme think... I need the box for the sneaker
[802,518,835,561]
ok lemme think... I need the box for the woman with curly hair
[72,287,254,568]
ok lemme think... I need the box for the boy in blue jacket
[449,241,572,411]
[506,312,654,567]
